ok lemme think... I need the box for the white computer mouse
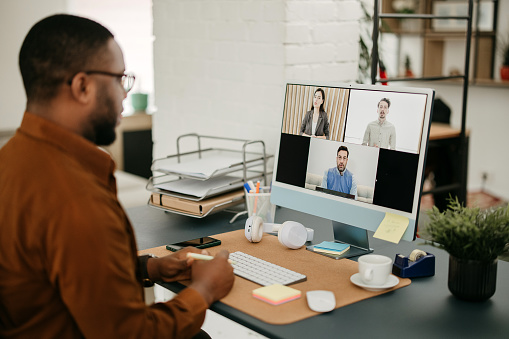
[306,290,336,313]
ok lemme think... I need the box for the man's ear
[69,72,94,104]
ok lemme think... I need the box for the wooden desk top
[429,123,469,141]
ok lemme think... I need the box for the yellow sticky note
[373,212,409,244]
[252,284,301,305]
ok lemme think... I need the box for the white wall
[151,0,362,159]
[0,0,153,133]
[0,0,67,131]
[67,0,154,114]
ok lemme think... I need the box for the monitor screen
[271,82,434,246]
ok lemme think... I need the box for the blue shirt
[322,167,357,198]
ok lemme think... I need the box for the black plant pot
[448,255,497,302]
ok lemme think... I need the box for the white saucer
[350,273,399,292]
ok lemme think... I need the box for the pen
[243,182,251,192]
[186,252,235,265]
[255,181,260,193]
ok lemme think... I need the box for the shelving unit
[146,134,272,219]
[370,0,486,207]
[375,0,499,83]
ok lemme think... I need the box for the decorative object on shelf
[421,197,509,302]
[500,36,509,81]
[404,55,414,77]
[131,92,148,112]
[393,0,420,32]
[379,60,388,85]
[392,0,417,14]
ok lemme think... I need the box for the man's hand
[188,250,235,306]
[147,247,209,282]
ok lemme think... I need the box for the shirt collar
[19,112,116,191]
[335,167,347,176]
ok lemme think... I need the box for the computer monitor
[271,82,434,258]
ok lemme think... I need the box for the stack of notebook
[311,241,350,256]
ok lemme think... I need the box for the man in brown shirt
[0,14,234,338]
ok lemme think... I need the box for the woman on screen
[300,88,330,140]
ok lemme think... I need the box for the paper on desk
[155,175,243,198]
[373,212,409,244]
[158,154,248,179]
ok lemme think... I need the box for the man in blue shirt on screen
[322,146,357,198]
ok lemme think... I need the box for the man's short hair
[379,98,391,108]
[337,145,349,158]
[19,14,114,103]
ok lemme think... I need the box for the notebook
[311,241,350,255]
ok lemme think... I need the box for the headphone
[245,215,314,249]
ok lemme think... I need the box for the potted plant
[499,33,509,81]
[404,55,414,77]
[420,197,509,302]
[392,0,420,32]
[501,44,509,81]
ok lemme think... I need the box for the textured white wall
[151,0,362,159]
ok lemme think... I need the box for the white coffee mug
[358,254,392,286]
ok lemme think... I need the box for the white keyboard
[229,251,307,286]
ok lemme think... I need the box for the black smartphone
[166,237,221,252]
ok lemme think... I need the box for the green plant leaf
[421,197,509,261]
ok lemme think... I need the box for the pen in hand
[187,252,235,265]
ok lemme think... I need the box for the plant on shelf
[392,0,420,32]
[404,55,414,77]
[392,0,417,14]
[500,35,509,81]
[421,197,509,301]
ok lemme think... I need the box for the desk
[127,205,509,339]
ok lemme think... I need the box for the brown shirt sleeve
[46,184,208,338]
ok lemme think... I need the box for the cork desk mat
[139,229,411,325]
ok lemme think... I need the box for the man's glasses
[68,71,136,93]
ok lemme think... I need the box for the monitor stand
[330,221,373,259]
[274,206,373,259]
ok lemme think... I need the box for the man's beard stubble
[88,87,118,146]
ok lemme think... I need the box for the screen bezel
[270,81,434,241]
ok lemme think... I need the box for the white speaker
[245,215,314,249]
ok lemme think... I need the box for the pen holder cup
[245,187,275,223]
